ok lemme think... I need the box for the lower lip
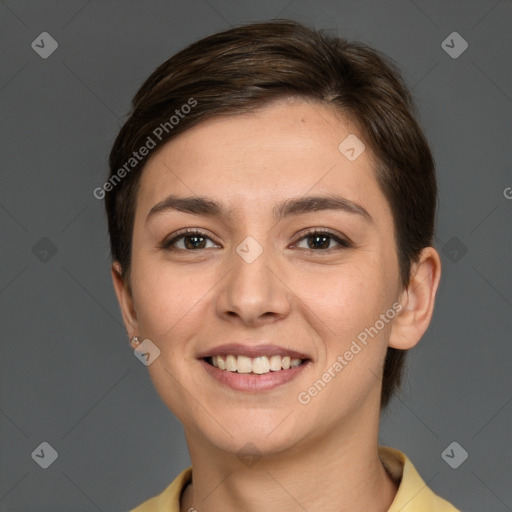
[200,359,311,391]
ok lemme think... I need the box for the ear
[111,261,139,346]
[389,247,442,350]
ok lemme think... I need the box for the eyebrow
[146,194,373,224]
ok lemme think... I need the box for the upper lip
[197,343,311,360]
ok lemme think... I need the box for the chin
[209,411,320,457]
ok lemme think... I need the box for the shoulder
[379,446,461,512]
[129,467,192,512]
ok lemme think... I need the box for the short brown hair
[105,19,436,408]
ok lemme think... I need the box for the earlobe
[111,261,139,338]
[388,247,442,350]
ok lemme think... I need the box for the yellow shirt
[130,446,460,511]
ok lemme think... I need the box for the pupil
[309,235,329,249]
[185,235,206,249]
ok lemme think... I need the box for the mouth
[196,340,313,392]
[205,354,308,374]
[198,344,312,391]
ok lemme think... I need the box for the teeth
[209,354,304,374]
[252,356,270,374]
[225,354,237,372]
[236,355,252,374]
[269,355,282,371]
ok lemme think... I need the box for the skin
[112,97,441,512]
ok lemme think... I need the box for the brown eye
[161,230,219,251]
[182,234,208,249]
[295,230,351,251]
[306,234,331,249]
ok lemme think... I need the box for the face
[120,98,405,457]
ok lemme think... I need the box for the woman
[104,19,459,512]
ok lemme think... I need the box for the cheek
[129,259,211,421]
[130,257,209,344]
[291,258,398,408]
[292,266,395,416]
[294,260,393,339]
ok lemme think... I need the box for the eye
[160,229,220,251]
[294,229,352,251]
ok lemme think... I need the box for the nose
[215,242,292,327]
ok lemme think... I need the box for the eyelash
[160,228,352,252]
[294,228,352,251]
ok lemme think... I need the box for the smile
[201,356,311,392]
[208,354,304,374]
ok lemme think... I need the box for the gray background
[0,1,511,511]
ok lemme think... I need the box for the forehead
[136,98,389,220]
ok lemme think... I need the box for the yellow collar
[130,446,460,511]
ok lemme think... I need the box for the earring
[131,336,141,347]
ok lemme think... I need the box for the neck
[180,401,398,512]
